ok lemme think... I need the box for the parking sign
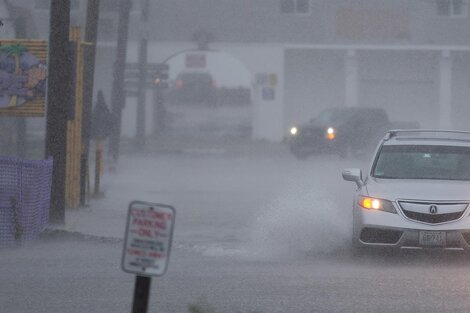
[122,201,175,277]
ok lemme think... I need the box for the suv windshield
[373,145,470,180]
[315,108,355,125]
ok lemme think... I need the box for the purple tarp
[0,157,53,246]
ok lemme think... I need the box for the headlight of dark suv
[358,196,397,214]
[326,127,336,140]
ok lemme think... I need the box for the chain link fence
[0,157,53,246]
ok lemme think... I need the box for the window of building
[296,0,310,13]
[280,0,310,14]
[336,8,410,40]
[280,0,295,13]
[100,0,139,14]
[437,0,467,18]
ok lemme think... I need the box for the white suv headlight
[358,196,397,214]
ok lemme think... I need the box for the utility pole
[80,0,101,206]
[109,0,132,162]
[135,0,150,149]
[45,0,72,224]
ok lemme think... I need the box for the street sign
[124,62,170,94]
[185,53,206,68]
[262,87,275,101]
[122,201,175,277]
[125,62,169,72]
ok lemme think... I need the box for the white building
[5,0,470,141]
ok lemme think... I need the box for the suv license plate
[419,231,446,246]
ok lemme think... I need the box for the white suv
[343,130,470,251]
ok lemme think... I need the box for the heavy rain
[2,1,470,313]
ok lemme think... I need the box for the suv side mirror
[342,168,363,188]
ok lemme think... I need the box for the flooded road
[2,146,470,313]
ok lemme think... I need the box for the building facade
[4,0,470,141]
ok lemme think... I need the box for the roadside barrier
[0,157,53,246]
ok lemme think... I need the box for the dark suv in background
[170,71,217,106]
[288,107,419,159]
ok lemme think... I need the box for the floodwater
[2,139,470,313]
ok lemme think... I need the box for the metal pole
[45,0,71,224]
[109,0,131,163]
[94,140,102,196]
[131,275,152,313]
[135,0,150,149]
[80,0,101,206]
[153,88,165,136]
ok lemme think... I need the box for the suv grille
[401,210,463,224]
[300,128,323,139]
[398,201,468,224]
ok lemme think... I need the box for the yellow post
[94,140,104,197]
[65,27,84,208]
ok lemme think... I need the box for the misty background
[2,1,470,312]
[3,0,470,146]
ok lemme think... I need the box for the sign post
[122,201,176,313]
[132,275,152,313]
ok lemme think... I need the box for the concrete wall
[146,0,470,46]
[451,52,470,130]
[13,0,470,46]
[94,42,287,142]
[284,49,345,130]
[93,40,470,142]
[283,47,470,133]
[358,51,438,128]
[214,44,285,141]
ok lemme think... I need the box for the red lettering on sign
[130,209,146,217]
[127,248,145,256]
[138,228,152,238]
[148,252,165,258]
[147,211,173,221]
[155,221,166,230]
[132,218,167,230]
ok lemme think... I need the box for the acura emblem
[429,205,438,214]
